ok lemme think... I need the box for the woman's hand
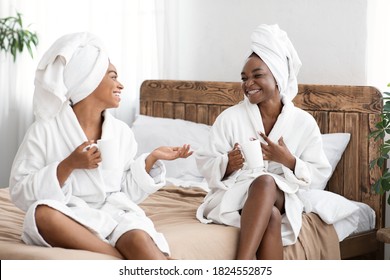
[260,132,296,170]
[67,141,102,169]
[57,141,102,186]
[151,144,193,161]
[224,143,244,179]
[145,144,193,173]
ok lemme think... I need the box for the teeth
[247,89,260,95]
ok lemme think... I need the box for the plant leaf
[0,11,38,61]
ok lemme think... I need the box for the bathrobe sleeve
[282,119,332,190]
[9,121,72,212]
[195,108,244,191]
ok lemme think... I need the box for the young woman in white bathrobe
[195,25,332,260]
[9,33,192,260]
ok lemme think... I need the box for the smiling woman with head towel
[9,32,192,260]
[195,24,333,260]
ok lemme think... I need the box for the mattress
[0,185,375,260]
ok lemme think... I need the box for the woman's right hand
[224,143,244,178]
[65,141,102,170]
[57,141,101,186]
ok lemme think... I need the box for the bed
[0,80,386,260]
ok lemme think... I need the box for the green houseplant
[369,85,390,205]
[0,11,38,61]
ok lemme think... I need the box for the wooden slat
[163,102,174,118]
[360,114,371,203]
[140,100,147,116]
[153,102,163,118]
[327,112,346,195]
[328,112,345,133]
[197,105,209,124]
[368,113,386,229]
[344,113,360,201]
[312,111,328,134]
[174,103,185,120]
[185,104,197,122]
[208,105,221,125]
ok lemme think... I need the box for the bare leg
[236,175,284,260]
[256,207,283,259]
[115,229,168,260]
[35,205,123,259]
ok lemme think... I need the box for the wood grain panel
[197,105,209,124]
[294,84,382,114]
[369,113,386,229]
[209,105,221,125]
[140,80,243,106]
[185,104,197,122]
[140,100,147,116]
[153,102,163,118]
[163,102,174,118]
[328,112,345,133]
[174,103,185,120]
[312,111,328,133]
[327,112,346,195]
[344,113,360,201]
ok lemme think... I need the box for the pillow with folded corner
[131,115,210,185]
[322,133,350,174]
[314,133,351,190]
[298,189,359,241]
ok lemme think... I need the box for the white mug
[241,139,264,169]
[97,139,118,170]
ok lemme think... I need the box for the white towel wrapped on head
[250,24,302,101]
[33,32,109,120]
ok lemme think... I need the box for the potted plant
[369,85,390,205]
[0,11,38,61]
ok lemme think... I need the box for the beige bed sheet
[0,186,340,260]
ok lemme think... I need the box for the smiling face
[89,62,124,109]
[241,53,279,105]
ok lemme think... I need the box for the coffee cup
[97,139,118,170]
[241,139,264,169]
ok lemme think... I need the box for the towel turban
[33,32,109,120]
[249,24,302,100]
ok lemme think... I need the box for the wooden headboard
[140,79,385,259]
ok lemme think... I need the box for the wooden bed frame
[140,79,386,259]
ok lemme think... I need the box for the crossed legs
[35,205,168,260]
[236,175,285,260]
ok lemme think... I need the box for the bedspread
[0,186,340,260]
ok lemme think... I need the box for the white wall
[166,0,368,85]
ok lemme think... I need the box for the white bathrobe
[195,96,332,246]
[9,104,170,254]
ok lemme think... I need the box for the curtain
[0,0,169,186]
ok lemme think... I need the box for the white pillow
[298,189,359,241]
[299,189,358,223]
[132,116,350,189]
[131,115,210,183]
[322,133,350,173]
[316,133,350,190]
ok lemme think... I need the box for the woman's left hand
[145,144,193,173]
[260,132,296,170]
[151,144,193,161]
